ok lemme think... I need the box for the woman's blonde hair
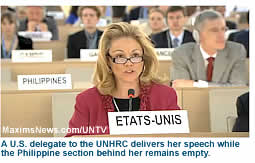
[93,22,166,95]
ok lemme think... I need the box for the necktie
[173,38,179,48]
[207,57,215,82]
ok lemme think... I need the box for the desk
[1,59,172,83]
[1,87,180,137]
[1,86,248,137]
[1,59,95,82]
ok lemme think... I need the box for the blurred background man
[67,6,103,58]
[151,6,195,48]
[171,10,247,87]
[18,6,59,40]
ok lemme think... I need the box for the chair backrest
[226,116,237,132]
[58,26,83,41]
[52,92,80,137]
[65,67,95,83]
[2,92,53,137]
[1,67,12,83]
[209,87,249,132]
[33,41,66,61]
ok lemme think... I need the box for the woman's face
[149,11,165,32]
[1,18,16,38]
[108,37,144,85]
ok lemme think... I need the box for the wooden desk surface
[1,81,93,93]
[180,86,249,90]
[1,59,172,82]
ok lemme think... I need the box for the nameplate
[130,19,147,25]
[17,74,72,90]
[155,48,174,60]
[80,49,98,62]
[130,20,140,25]
[96,19,107,27]
[108,110,190,135]
[18,31,52,41]
[47,11,65,19]
[12,50,52,63]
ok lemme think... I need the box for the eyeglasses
[107,54,144,64]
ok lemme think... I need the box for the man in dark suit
[234,30,249,58]
[67,6,103,58]
[232,92,249,132]
[233,12,249,58]
[214,6,237,30]
[228,31,240,41]
[151,6,195,48]
[127,6,151,22]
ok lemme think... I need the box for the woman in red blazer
[66,22,180,137]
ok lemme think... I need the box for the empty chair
[226,116,237,132]
[209,87,249,132]
[52,92,80,137]
[65,67,95,82]
[1,67,12,83]
[58,26,83,41]
[33,41,66,61]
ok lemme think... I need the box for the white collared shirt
[200,45,217,67]
[169,31,184,47]
[193,46,217,87]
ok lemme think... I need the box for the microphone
[128,89,135,111]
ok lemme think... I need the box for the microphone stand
[129,97,132,111]
[128,89,135,112]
